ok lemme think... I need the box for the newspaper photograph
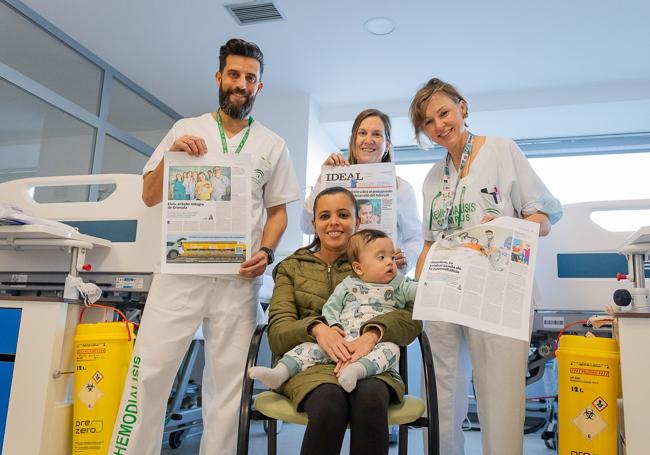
[413,216,540,341]
[320,162,397,240]
[161,152,252,275]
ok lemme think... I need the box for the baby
[249,229,418,392]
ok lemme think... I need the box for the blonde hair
[409,78,468,148]
[348,109,392,164]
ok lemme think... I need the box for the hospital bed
[0,174,202,454]
[532,198,648,354]
[529,198,650,449]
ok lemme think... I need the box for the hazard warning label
[572,406,607,441]
[592,396,608,412]
[78,381,104,409]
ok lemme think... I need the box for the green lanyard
[428,186,466,232]
[216,110,253,154]
[429,133,474,234]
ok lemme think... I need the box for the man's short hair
[219,38,264,77]
[347,229,389,264]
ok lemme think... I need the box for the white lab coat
[109,114,300,455]
[421,136,562,455]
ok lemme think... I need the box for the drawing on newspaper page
[413,216,540,341]
[320,162,397,241]
[161,152,252,274]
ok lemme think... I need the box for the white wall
[250,88,311,256]
[306,98,339,198]
[320,80,650,148]
[250,90,343,256]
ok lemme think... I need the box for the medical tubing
[552,318,614,357]
[552,319,590,357]
[78,303,134,341]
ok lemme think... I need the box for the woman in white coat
[411,78,562,455]
[301,109,422,272]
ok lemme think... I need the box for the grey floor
[161,422,555,454]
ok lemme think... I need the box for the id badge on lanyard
[431,133,474,236]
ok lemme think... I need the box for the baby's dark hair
[347,229,389,263]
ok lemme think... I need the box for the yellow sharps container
[556,334,619,455]
[73,319,135,454]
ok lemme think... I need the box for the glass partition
[108,78,175,147]
[101,135,149,174]
[0,78,95,196]
[0,2,103,114]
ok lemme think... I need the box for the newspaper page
[413,216,540,341]
[161,152,252,275]
[320,163,397,240]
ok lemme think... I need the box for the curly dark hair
[219,38,264,77]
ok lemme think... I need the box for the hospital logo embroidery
[252,169,264,185]
[431,202,477,229]
[252,155,272,186]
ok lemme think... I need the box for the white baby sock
[337,362,368,392]
[249,363,291,389]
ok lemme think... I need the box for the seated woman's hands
[334,327,381,376]
[310,323,352,364]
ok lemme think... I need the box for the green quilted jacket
[267,247,422,409]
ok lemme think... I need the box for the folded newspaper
[0,203,76,232]
[413,216,540,341]
[320,162,397,242]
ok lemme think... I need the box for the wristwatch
[259,246,275,264]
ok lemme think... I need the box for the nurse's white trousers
[424,321,529,455]
[109,273,259,455]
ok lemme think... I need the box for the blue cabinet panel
[0,309,21,355]
[0,361,15,453]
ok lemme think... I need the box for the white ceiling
[19,0,650,147]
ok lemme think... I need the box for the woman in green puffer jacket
[267,186,422,455]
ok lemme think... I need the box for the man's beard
[219,86,256,120]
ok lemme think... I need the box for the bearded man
[109,38,300,455]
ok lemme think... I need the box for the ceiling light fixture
[364,17,395,36]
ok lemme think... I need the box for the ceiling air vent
[225,2,285,26]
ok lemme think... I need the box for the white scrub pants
[109,273,260,455]
[424,321,529,455]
